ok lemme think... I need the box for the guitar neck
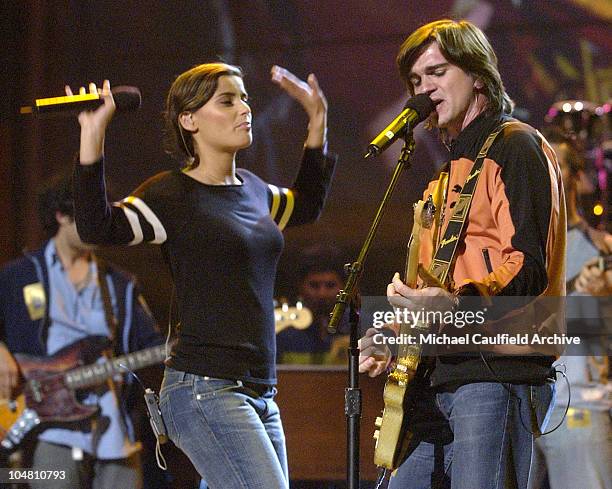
[64,344,167,390]
[395,205,426,361]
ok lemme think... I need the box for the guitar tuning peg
[375,416,383,428]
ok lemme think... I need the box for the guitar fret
[112,358,125,372]
[63,345,165,390]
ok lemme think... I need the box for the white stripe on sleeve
[120,196,167,244]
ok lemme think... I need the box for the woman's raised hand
[271,65,327,148]
[65,80,116,164]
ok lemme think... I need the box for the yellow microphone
[20,85,141,116]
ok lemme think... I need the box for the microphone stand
[328,135,416,489]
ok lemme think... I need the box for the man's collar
[449,110,506,160]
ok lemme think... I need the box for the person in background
[0,171,162,489]
[276,244,349,364]
[528,129,611,489]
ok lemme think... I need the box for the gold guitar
[373,196,438,470]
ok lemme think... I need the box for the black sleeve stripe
[113,203,143,245]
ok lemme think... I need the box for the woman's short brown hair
[164,62,243,166]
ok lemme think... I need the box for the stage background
[1,1,610,487]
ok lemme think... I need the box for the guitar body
[374,381,412,468]
[0,394,26,442]
[0,337,166,452]
[13,337,109,422]
[567,253,611,294]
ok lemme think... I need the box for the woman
[70,63,336,488]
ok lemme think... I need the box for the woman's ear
[178,112,196,132]
[474,78,484,90]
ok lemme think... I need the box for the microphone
[20,85,142,116]
[365,94,436,158]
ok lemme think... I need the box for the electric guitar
[373,196,438,470]
[566,253,612,294]
[274,301,313,333]
[0,337,166,452]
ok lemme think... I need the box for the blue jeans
[389,381,555,489]
[529,406,612,489]
[159,367,288,489]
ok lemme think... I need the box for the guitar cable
[374,468,388,489]
[118,364,168,471]
[478,350,571,436]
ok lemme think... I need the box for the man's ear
[178,112,196,132]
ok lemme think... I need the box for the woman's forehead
[214,75,246,94]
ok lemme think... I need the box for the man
[529,130,611,489]
[0,172,163,489]
[276,244,349,364]
[359,20,565,489]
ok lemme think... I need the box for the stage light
[593,203,604,216]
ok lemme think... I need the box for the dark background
[2,0,610,321]
[1,2,610,485]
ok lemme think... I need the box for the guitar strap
[95,257,119,353]
[428,122,515,287]
[94,256,131,456]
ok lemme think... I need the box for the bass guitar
[373,196,438,470]
[0,337,166,452]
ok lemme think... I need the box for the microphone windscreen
[404,94,436,122]
[112,86,142,112]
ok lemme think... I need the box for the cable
[478,351,571,436]
[118,364,146,389]
[165,284,179,361]
[374,468,387,489]
[118,363,168,471]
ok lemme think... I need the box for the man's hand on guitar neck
[0,342,19,401]
[387,272,457,314]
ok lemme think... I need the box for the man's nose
[416,83,435,97]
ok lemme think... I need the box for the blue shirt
[39,240,138,458]
[554,227,611,411]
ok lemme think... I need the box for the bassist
[0,172,162,489]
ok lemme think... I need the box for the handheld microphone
[365,94,436,158]
[20,85,142,116]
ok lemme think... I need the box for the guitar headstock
[414,195,435,230]
[274,301,313,333]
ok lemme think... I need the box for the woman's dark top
[73,148,336,384]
